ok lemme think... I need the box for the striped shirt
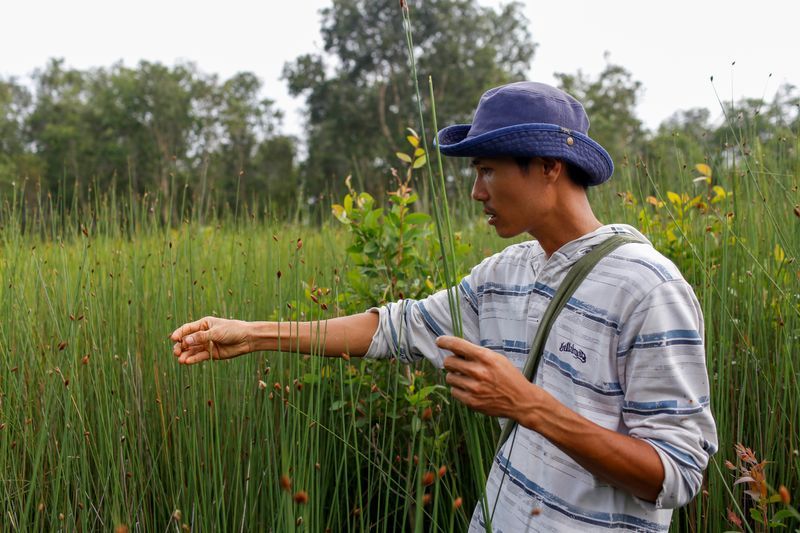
[365,224,718,532]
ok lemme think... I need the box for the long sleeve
[365,277,481,368]
[617,278,718,509]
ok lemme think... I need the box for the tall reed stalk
[400,2,494,531]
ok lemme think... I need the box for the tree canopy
[283,0,536,196]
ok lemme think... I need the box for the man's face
[470,156,550,239]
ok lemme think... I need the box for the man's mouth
[484,209,497,225]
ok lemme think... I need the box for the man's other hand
[437,335,539,421]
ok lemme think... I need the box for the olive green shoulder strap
[495,234,646,453]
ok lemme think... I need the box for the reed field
[1,5,799,526]
[1,122,799,532]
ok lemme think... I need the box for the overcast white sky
[2,0,798,139]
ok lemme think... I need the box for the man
[171,82,717,532]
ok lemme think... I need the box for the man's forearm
[249,312,379,358]
[518,385,664,503]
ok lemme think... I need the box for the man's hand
[437,335,540,422]
[438,335,666,503]
[170,316,253,365]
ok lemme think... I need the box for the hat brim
[436,123,613,186]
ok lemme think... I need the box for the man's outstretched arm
[170,312,379,365]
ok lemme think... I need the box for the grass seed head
[452,497,462,510]
[172,509,182,521]
[280,474,292,492]
[438,465,447,478]
[779,485,791,504]
[422,493,431,506]
[293,490,309,504]
[422,471,435,486]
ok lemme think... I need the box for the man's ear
[540,157,563,183]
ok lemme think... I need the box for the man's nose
[471,176,488,202]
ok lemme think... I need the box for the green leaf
[750,508,764,522]
[407,384,445,405]
[412,154,427,169]
[302,373,321,384]
[329,400,346,411]
[404,212,431,225]
[414,147,425,157]
[343,193,353,215]
[411,415,421,433]
[406,135,419,148]
[772,509,796,521]
[363,241,379,255]
[396,152,413,164]
[364,207,383,230]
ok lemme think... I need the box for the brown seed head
[438,465,447,478]
[422,471,435,486]
[172,509,182,521]
[452,497,462,510]
[81,355,90,365]
[115,526,129,533]
[779,485,791,504]
[280,474,292,491]
[794,205,800,218]
[727,507,743,528]
[422,493,432,506]
[293,490,309,504]
[258,380,267,390]
[421,406,432,421]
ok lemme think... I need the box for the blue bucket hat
[437,81,613,185]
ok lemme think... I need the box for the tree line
[1,0,797,219]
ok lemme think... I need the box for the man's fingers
[443,354,466,372]
[181,329,209,350]
[170,318,210,342]
[445,370,475,392]
[436,335,485,361]
[179,351,210,365]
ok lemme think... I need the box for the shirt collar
[532,224,651,273]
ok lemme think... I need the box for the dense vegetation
[1,1,799,531]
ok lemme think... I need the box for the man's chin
[493,225,523,239]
